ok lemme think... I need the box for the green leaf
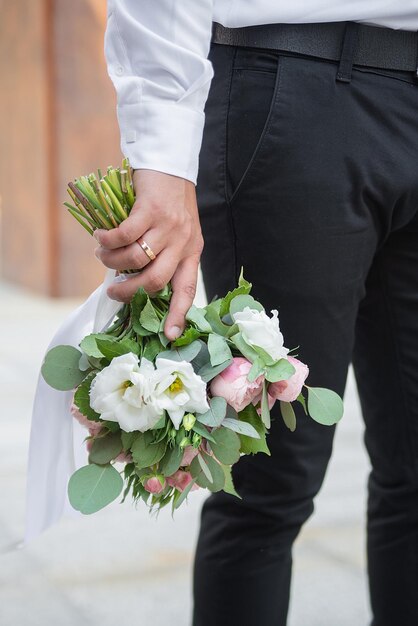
[221,463,242,499]
[80,333,118,358]
[209,426,241,464]
[131,431,167,469]
[95,339,139,360]
[197,452,213,482]
[186,304,212,333]
[172,326,201,347]
[190,340,210,372]
[158,339,202,363]
[230,332,259,363]
[222,417,260,438]
[219,284,252,318]
[196,396,227,427]
[73,371,101,421]
[229,294,264,318]
[191,421,216,443]
[130,289,148,330]
[280,401,297,432]
[204,302,237,337]
[247,356,265,382]
[158,444,183,476]
[68,463,123,514]
[265,358,296,383]
[307,387,344,425]
[261,380,271,429]
[121,431,137,451]
[207,334,232,367]
[190,453,225,492]
[41,345,85,391]
[173,476,198,509]
[139,297,161,333]
[237,266,252,291]
[296,391,308,415]
[158,331,170,346]
[198,358,233,383]
[238,404,270,456]
[88,431,123,465]
[142,335,163,361]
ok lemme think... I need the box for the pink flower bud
[268,356,309,403]
[144,475,166,494]
[167,470,200,493]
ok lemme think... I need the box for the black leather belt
[211,21,418,73]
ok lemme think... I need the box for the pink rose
[70,402,102,436]
[114,451,133,464]
[210,357,264,412]
[144,476,166,494]
[167,470,200,492]
[181,445,199,467]
[268,356,309,403]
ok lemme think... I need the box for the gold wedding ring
[137,237,156,261]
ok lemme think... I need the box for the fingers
[93,202,152,250]
[94,228,162,271]
[106,246,181,303]
[164,255,199,341]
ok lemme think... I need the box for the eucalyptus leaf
[296,391,308,415]
[261,380,271,429]
[41,345,85,391]
[209,426,241,464]
[190,340,210,372]
[229,294,264,318]
[222,417,260,438]
[186,304,212,333]
[196,396,227,427]
[280,401,297,432]
[204,302,234,337]
[173,476,198,509]
[121,431,137,451]
[197,452,213,482]
[247,357,266,382]
[197,357,233,383]
[219,284,252,318]
[88,431,123,465]
[68,463,123,514]
[190,453,225,492]
[265,358,296,383]
[191,421,216,443]
[158,340,202,363]
[230,332,259,363]
[208,334,232,367]
[307,387,344,425]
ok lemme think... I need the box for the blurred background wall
[0,0,122,296]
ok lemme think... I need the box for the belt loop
[336,22,360,83]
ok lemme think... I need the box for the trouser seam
[376,256,417,475]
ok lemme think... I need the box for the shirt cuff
[116,100,206,185]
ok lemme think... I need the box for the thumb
[164,256,199,341]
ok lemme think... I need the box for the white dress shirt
[104,1,418,184]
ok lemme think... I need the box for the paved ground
[0,270,372,626]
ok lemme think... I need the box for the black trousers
[192,38,418,626]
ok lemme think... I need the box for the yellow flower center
[122,380,133,390]
[168,376,183,394]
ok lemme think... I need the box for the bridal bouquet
[40,159,343,517]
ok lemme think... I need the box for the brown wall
[0,0,123,296]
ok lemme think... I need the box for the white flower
[150,358,210,429]
[89,352,162,433]
[232,306,289,361]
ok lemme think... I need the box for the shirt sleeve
[104,0,215,184]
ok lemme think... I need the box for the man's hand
[93,169,204,342]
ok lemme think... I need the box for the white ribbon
[24,268,126,543]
